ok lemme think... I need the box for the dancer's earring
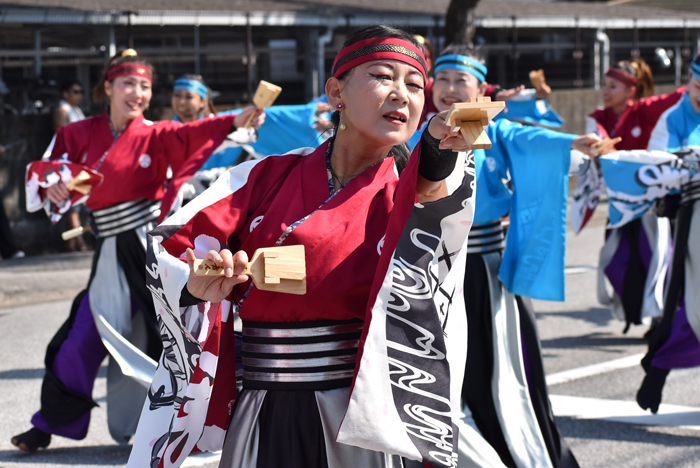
[337,103,347,131]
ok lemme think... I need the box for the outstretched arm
[157,106,265,173]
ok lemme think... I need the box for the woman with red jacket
[573,59,685,333]
[12,49,264,453]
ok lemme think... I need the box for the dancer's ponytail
[629,58,654,99]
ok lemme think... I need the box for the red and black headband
[332,37,427,81]
[606,68,637,88]
[105,63,153,83]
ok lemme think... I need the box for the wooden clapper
[61,170,95,240]
[529,69,546,89]
[66,170,93,195]
[192,245,306,295]
[244,80,282,128]
[591,137,622,157]
[444,97,506,150]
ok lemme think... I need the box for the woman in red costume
[588,59,684,149]
[128,25,476,468]
[572,59,685,334]
[12,49,264,452]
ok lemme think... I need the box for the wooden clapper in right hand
[192,245,306,295]
[444,97,506,150]
[61,170,96,240]
[591,137,622,156]
[529,69,546,89]
[244,80,282,128]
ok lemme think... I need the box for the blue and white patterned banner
[600,148,700,228]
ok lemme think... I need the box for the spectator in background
[0,144,25,259]
[54,80,88,251]
[54,80,86,129]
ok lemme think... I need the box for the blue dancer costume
[410,52,584,468]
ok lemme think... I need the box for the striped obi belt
[91,199,161,238]
[241,319,363,391]
[467,220,506,255]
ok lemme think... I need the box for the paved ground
[1,212,698,468]
[536,218,700,468]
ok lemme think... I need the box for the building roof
[608,0,700,15]
[2,0,699,27]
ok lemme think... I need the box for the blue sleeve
[652,94,700,153]
[203,104,320,170]
[489,119,576,301]
[688,127,700,147]
[250,103,320,155]
[495,97,564,128]
[599,152,685,228]
[664,114,684,153]
[216,109,238,116]
[487,119,575,165]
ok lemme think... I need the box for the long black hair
[330,24,422,174]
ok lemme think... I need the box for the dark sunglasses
[71,89,84,95]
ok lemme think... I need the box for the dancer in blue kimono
[411,44,600,468]
[648,60,700,153]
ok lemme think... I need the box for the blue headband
[174,79,208,99]
[434,55,488,82]
[692,62,700,81]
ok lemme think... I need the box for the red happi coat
[46,111,235,212]
[588,87,685,150]
[196,147,397,322]
[129,141,475,468]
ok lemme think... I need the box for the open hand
[185,248,250,303]
[493,85,525,102]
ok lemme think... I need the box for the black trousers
[462,252,579,468]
